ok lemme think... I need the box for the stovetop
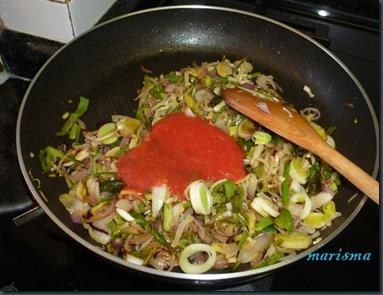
[0,0,379,292]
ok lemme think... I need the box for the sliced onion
[88,228,111,245]
[171,215,194,248]
[311,192,333,210]
[87,198,116,222]
[70,213,83,224]
[242,173,258,198]
[74,148,89,161]
[59,193,90,215]
[256,74,278,90]
[195,88,215,104]
[92,213,116,233]
[179,244,217,274]
[184,107,195,117]
[151,185,169,218]
[326,135,336,148]
[238,233,272,263]
[225,202,233,212]
[212,243,236,259]
[86,177,100,201]
[74,181,87,200]
[193,217,213,244]
[303,85,315,98]
[299,224,316,234]
[291,192,312,219]
[172,202,185,225]
[69,168,91,183]
[126,254,144,266]
[287,202,304,217]
[116,198,133,212]
[290,180,305,193]
[255,101,271,114]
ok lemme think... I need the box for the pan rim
[16,5,379,281]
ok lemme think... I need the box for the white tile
[0,0,74,42]
[68,0,117,36]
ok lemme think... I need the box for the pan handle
[12,205,44,226]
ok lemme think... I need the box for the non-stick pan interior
[18,7,378,279]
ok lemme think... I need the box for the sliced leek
[275,232,312,250]
[289,157,311,184]
[126,254,144,266]
[97,122,118,144]
[163,202,173,231]
[252,131,272,145]
[250,193,280,217]
[188,181,213,215]
[116,208,135,222]
[179,244,217,274]
[303,212,327,228]
[152,185,169,218]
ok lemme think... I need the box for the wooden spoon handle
[223,88,379,204]
[315,142,379,204]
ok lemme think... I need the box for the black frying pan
[16,6,379,286]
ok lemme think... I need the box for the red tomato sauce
[117,112,246,199]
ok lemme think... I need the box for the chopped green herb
[272,134,281,144]
[262,225,278,234]
[107,220,121,237]
[114,215,125,226]
[204,75,213,88]
[254,252,283,269]
[129,212,148,227]
[320,162,333,180]
[231,185,244,212]
[136,105,146,123]
[249,72,261,79]
[39,146,64,173]
[99,180,124,194]
[152,84,166,100]
[167,71,182,84]
[57,96,89,141]
[326,126,337,135]
[218,76,229,84]
[274,208,293,233]
[152,229,168,246]
[309,160,320,180]
[255,217,273,231]
[223,180,235,199]
[236,138,254,151]
[281,162,290,205]
[68,122,81,142]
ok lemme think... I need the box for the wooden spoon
[223,88,379,204]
